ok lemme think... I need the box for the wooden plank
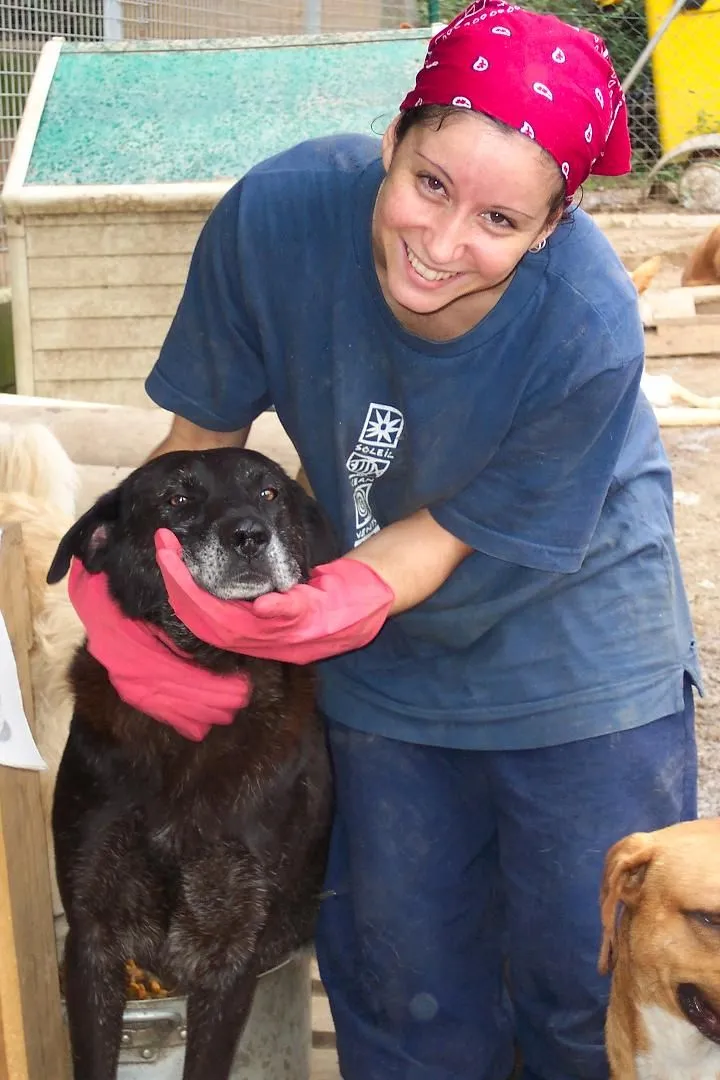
[25,211,207,229]
[644,318,720,358]
[311,1048,341,1080]
[654,406,720,427]
[26,221,200,259]
[690,286,720,304]
[5,230,35,397]
[0,525,70,1080]
[651,289,697,322]
[0,394,300,475]
[30,285,183,321]
[641,286,720,327]
[33,378,154,409]
[28,253,192,289]
[2,40,62,200]
[0,394,171,467]
[312,992,336,1050]
[33,316,170,351]
[34,349,159,381]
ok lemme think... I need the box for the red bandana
[400,0,631,197]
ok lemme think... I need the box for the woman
[70,2,700,1077]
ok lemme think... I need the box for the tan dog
[0,422,83,916]
[630,255,663,295]
[599,820,720,1079]
[682,224,720,287]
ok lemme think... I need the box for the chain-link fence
[436,0,660,174]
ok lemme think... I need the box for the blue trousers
[316,681,697,1080]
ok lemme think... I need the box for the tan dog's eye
[168,494,189,507]
[688,910,720,929]
[260,487,278,502]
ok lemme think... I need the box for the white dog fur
[0,422,84,916]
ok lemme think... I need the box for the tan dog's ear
[598,832,655,975]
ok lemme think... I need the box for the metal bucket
[113,951,310,1080]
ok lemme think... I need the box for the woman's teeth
[405,244,459,282]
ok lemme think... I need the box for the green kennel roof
[22,32,430,187]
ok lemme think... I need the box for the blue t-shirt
[146,134,701,749]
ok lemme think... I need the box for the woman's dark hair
[394,104,572,225]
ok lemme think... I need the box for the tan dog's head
[599,820,720,1044]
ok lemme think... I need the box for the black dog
[47,448,337,1080]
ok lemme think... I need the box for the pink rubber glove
[154,528,395,664]
[68,560,253,741]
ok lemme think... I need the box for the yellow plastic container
[645,0,720,153]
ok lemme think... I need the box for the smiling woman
[66,3,701,1079]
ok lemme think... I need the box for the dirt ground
[654,357,720,819]
[592,201,720,819]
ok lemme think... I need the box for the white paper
[0,610,46,771]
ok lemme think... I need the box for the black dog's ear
[289,480,339,568]
[46,488,122,585]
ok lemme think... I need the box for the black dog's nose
[229,517,270,559]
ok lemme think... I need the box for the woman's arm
[346,509,473,615]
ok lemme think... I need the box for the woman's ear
[532,211,562,253]
[381,115,402,171]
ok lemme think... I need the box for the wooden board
[645,316,720,358]
[312,1047,341,1080]
[0,524,69,1080]
[311,957,338,1079]
[0,393,301,478]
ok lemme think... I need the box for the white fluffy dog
[0,422,83,915]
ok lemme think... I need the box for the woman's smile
[403,242,464,285]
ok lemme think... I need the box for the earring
[529,238,547,253]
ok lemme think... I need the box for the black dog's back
[51,448,335,1080]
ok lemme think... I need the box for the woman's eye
[260,487,278,502]
[419,173,445,195]
[483,211,513,228]
[168,494,189,507]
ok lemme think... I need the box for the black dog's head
[47,448,337,655]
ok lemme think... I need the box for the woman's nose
[424,212,467,266]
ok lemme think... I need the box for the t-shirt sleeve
[430,350,644,573]
[145,180,270,431]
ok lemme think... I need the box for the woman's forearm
[345,509,473,615]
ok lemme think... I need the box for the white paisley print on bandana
[346,404,405,545]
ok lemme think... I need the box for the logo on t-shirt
[346,403,404,545]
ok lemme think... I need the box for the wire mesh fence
[0,0,658,285]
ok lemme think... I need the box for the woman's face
[373,111,562,320]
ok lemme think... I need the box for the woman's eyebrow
[415,150,453,184]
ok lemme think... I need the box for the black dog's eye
[260,487,278,502]
[168,493,189,507]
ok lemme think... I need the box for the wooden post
[0,524,69,1080]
